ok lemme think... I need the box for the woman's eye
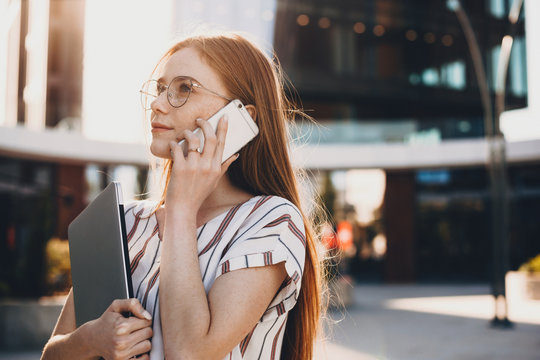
[178,82,191,93]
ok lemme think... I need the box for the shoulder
[216,195,307,282]
[246,195,304,230]
[232,195,306,251]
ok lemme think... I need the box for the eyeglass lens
[140,77,194,110]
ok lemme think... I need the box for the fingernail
[235,153,240,159]
[143,310,152,320]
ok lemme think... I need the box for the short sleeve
[215,197,306,320]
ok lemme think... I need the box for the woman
[42,32,323,360]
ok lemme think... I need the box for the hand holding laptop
[81,298,153,359]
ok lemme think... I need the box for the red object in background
[7,225,15,250]
[321,223,338,250]
[337,220,353,251]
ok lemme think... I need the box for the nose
[150,92,169,114]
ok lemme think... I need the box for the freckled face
[149,47,230,159]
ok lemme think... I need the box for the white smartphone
[178,99,259,163]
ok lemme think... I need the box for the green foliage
[44,238,72,295]
[519,253,540,273]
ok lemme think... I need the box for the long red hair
[152,32,324,360]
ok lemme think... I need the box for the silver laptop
[68,181,133,327]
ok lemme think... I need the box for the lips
[151,122,173,133]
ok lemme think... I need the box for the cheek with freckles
[149,95,228,159]
[167,104,207,136]
[176,97,228,125]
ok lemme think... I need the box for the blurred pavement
[2,284,539,360]
[315,284,540,360]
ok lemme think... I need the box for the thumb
[109,298,152,321]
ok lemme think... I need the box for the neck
[200,173,253,212]
[155,173,254,234]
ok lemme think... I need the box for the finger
[116,316,153,336]
[127,339,152,359]
[126,326,153,346]
[169,140,186,164]
[183,129,201,159]
[213,116,228,166]
[220,153,239,176]
[109,298,152,321]
[196,118,217,159]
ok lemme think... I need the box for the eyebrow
[156,75,203,86]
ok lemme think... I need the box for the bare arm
[160,209,287,360]
[41,288,153,360]
[41,288,98,360]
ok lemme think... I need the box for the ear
[244,104,257,122]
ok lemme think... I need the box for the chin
[150,141,173,160]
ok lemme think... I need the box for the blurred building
[0,0,153,297]
[0,0,539,298]
[274,0,540,282]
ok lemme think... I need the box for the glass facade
[0,157,56,297]
[275,0,527,144]
[415,167,491,281]
[414,165,540,282]
[0,156,150,298]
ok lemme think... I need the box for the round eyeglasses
[139,76,232,110]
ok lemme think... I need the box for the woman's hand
[86,298,153,360]
[166,116,238,211]
[42,291,152,360]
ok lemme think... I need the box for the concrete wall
[0,300,62,350]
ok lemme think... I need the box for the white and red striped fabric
[123,195,306,360]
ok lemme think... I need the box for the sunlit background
[1,0,540,358]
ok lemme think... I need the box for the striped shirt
[124,195,306,360]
